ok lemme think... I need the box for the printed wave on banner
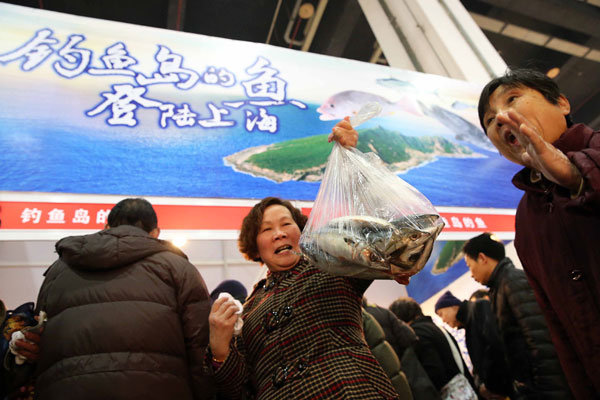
[0,3,521,209]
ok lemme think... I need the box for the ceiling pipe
[301,0,329,51]
[289,13,304,48]
[175,0,184,31]
[266,0,284,44]
[283,0,327,49]
[284,0,308,47]
[167,0,187,31]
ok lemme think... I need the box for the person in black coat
[435,291,513,399]
[463,233,572,399]
[390,297,476,395]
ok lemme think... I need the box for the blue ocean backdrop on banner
[0,106,521,208]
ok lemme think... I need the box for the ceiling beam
[475,0,600,39]
[318,0,364,57]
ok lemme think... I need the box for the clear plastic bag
[299,104,444,280]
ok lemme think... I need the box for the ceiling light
[171,236,188,248]
[299,3,315,19]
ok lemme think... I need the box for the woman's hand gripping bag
[299,105,445,280]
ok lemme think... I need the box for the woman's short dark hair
[107,198,157,233]
[238,197,308,262]
[478,67,572,134]
[389,297,423,323]
[462,232,505,262]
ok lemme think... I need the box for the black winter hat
[210,280,248,304]
[434,290,461,312]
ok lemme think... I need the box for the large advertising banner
[0,4,521,300]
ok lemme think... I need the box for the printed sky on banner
[0,3,522,209]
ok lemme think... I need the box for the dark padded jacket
[487,258,572,399]
[34,225,214,400]
[362,308,413,399]
[410,316,474,393]
[364,305,437,400]
[364,303,417,360]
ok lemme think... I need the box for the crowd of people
[1,67,598,399]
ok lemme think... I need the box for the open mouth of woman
[509,133,519,145]
[275,245,292,254]
[505,131,519,146]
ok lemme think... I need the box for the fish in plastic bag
[301,214,443,279]
[300,102,444,280]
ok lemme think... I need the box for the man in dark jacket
[390,297,475,395]
[463,232,572,399]
[478,68,599,399]
[21,198,214,399]
[435,291,513,399]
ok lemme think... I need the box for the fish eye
[409,232,420,240]
[361,227,373,237]
[408,252,421,262]
[369,253,380,262]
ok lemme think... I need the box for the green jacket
[362,308,414,399]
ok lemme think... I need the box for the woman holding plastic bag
[207,112,442,399]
